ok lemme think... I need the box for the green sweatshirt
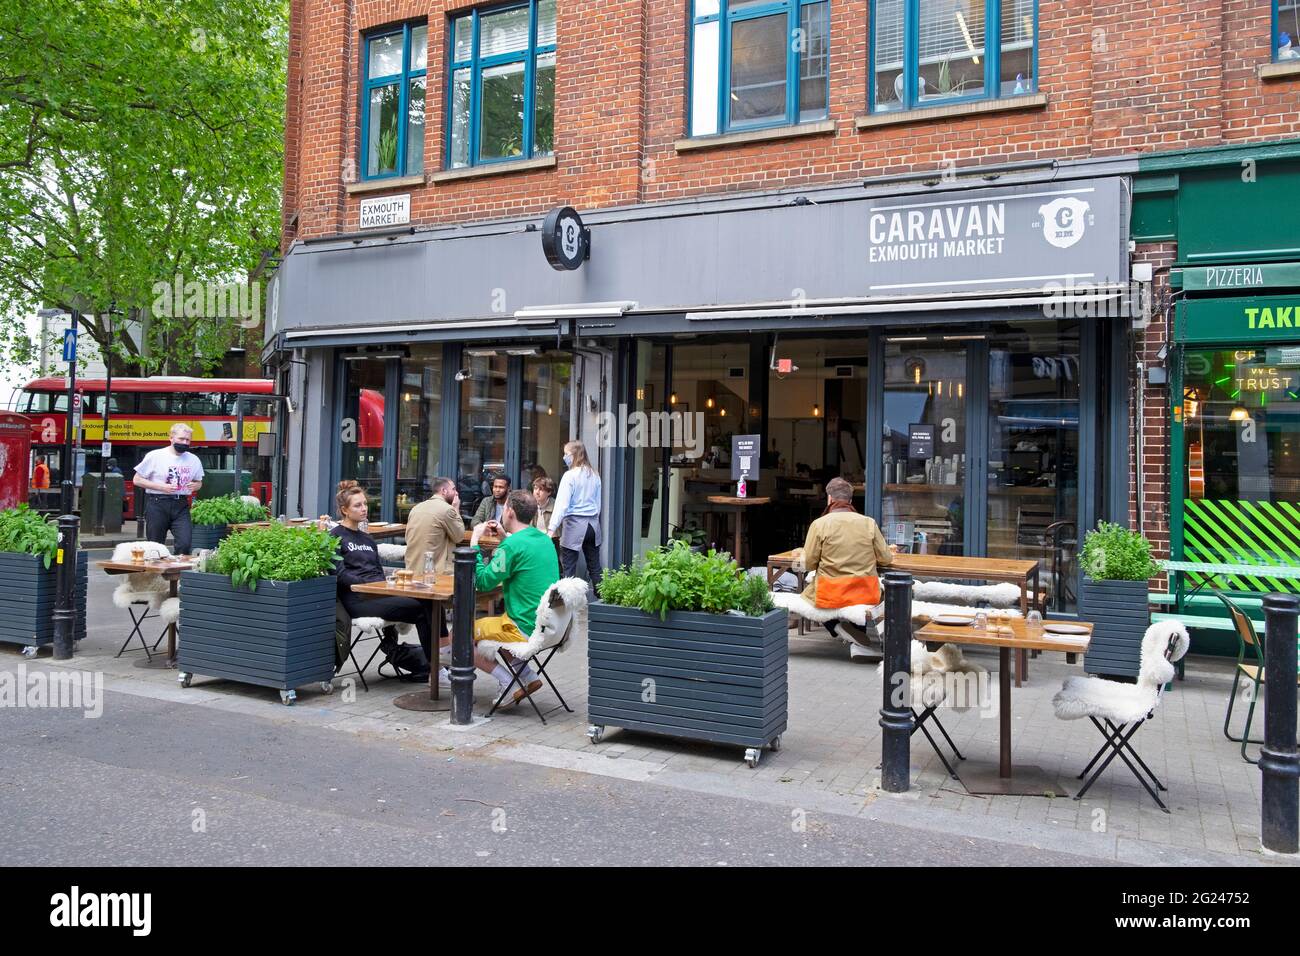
[474,525,560,636]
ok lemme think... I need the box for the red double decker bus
[16,376,277,519]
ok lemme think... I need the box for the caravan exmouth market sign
[862,178,1127,294]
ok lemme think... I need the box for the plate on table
[933,614,975,626]
[1043,623,1090,635]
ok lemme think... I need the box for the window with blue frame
[689,0,830,137]
[362,23,427,178]
[871,1,1037,113]
[1277,2,1300,61]
[447,0,556,169]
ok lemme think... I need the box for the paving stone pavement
[6,549,1295,864]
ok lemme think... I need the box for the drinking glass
[973,610,988,630]
[385,570,397,589]
[1026,610,1043,633]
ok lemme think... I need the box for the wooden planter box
[1080,577,1150,679]
[0,551,87,649]
[177,571,336,704]
[587,602,788,765]
[190,524,230,551]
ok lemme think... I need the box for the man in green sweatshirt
[467,489,560,701]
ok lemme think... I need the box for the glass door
[456,352,509,524]
[881,339,967,554]
[395,345,443,521]
[339,357,390,519]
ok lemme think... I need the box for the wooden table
[97,558,195,669]
[231,520,408,540]
[351,575,499,712]
[915,617,1092,796]
[892,554,1043,685]
[706,496,771,567]
[766,549,810,635]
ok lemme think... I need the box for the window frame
[869,0,1039,114]
[360,21,428,181]
[1276,1,1300,63]
[689,0,831,137]
[445,0,557,170]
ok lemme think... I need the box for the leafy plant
[0,505,58,568]
[376,127,399,172]
[599,540,775,621]
[191,494,269,526]
[1081,522,1162,581]
[211,523,340,591]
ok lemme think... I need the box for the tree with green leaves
[0,0,288,376]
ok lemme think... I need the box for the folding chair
[112,594,169,660]
[1216,591,1269,764]
[1053,622,1189,813]
[109,540,172,660]
[910,672,965,779]
[479,578,588,724]
[333,607,390,693]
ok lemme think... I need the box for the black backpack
[377,635,430,682]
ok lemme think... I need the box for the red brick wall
[1131,243,1178,571]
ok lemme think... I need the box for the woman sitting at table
[331,480,437,682]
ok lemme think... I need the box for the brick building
[266,1,1300,644]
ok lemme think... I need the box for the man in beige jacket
[405,477,466,576]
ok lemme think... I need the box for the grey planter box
[0,551,87,648]
[190,524,230,551]
[587,602,788,764]
[1079,577,1150,679]
[177,571,336,703]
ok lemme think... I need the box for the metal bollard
[1260,593,1299,854]
[52,514,79,660]
[450,546,477,724]
[879,570,914,793]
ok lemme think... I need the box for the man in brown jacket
[405,477,466,576]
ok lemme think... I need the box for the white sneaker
[438,667,452,688]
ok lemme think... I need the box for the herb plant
[1081,522,1162,581]
[599,540,775,620]
[191,494,270,526]
[0,505,58,568]
[212,523,340,591]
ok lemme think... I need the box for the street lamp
[95,304,123,536]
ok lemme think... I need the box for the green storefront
[1135,141,1300,641]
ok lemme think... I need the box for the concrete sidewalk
[8,550,1292,866]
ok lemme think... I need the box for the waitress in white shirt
[548,440,602,587]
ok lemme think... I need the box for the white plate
[933,614,975,626]
[1044,623,1090,635]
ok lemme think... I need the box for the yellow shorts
[473,614,527,644]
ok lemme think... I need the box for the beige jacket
[534,498,555,534]
[405,495,466,576]
[800,510,893,604]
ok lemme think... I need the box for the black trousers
[560,523,602,589]
[145,495,193,555]
[340,591,434,661]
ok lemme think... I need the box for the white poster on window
[359,194,411,229]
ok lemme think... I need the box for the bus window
[176,392,226,415]
[137,393,173,415]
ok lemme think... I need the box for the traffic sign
[62,327,77,363]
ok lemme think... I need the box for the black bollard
[52,514,79,660]
[450,545,477,724]
[1260,593,1299,854]
[879,570,914,793]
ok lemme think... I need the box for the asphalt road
[0,687,1098,866]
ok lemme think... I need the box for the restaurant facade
[266,164,1140,614]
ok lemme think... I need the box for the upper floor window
[447,1,557,169]
[1277,2,1300,61]
[689,0,830,137]
[871,0,1037,113]
[362,23,428,179]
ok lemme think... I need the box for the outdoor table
[706,496,771,568]
[350,575,499,713]
[96,557,195,669]
[766,549,810,635]
[914,617,1092,796]
[460,529,501,555]
[231,519,408,540]
[892,554,1043,685]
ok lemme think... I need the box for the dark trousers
[560,523,602,589]
[145,495,193,555]
[340,592,434,661]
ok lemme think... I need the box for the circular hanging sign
[542,206,588,271]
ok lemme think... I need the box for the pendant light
[811,342,822,418]
[1229,404,1251,422]
[670,391,678,405]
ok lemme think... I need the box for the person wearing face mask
[547,439,602,588]
[403,476,465,577]
[132,423,205,554]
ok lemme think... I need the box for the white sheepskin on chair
[911,581,1023,608]
[377,543,406,563]
[110,541,172,609]
[240,495,264,508]
[159,597,181,626]
[771,591,874,628]
[1052,621,1189,724]
[877,639,988,710]
[476,577,589,663]
[111,540,170,562]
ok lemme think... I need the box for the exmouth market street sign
[358,193,411,230]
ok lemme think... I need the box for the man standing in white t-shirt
[132,423,205,554]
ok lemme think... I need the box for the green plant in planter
[1080,522,1162,581]
[599,540,774,621]
[190,494,269,526]
[212,523,340,591]
[0,505,58,568]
